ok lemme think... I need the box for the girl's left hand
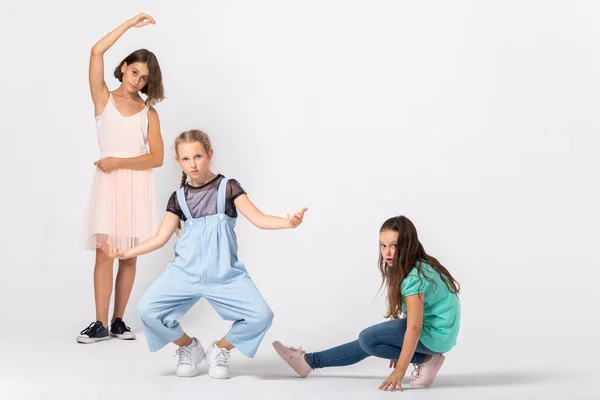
[94,157,120,173]
[379,368,405,392]
[97,240,126,259]
[286,207,308,228]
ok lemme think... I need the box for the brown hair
[378,216,460,319]
[173,129,213,233]
[114,49,164,106]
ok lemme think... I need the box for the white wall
[1,0,598,370]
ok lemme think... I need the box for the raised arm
[89,13,156,115]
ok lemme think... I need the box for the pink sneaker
[410,354,445,387]
[272,341,313,378]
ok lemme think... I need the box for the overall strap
[217,177,230,215]
[176,187,193,221]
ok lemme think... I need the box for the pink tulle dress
[84,93,156,251]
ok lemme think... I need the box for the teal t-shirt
[401,262,461,353]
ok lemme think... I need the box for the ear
[208,149,214,160]
[121,62,128,74]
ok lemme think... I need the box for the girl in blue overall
[100,129,307,379]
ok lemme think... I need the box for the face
[120,62,150,93]
[380,229,399,266]
[176,141,213,183]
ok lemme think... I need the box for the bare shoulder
[148,106,159,116]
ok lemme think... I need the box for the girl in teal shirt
[273,215,461,392]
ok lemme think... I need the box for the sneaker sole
[209,369,231,379]
[176,366,200,378]
[110,332,136,340]
[77,336,110,344]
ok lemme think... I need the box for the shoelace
[176,346,193,365]
[289,346,306,355]
[80,322,100,336]
[411,363,423,380]
[213,349,231,368]
[115,320,131,333]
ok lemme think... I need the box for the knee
[119,257,137,268]
[253,306,274,331]
[137,297,153,323]
[357,327,376,354]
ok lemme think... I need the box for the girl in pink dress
[78,13,165,344]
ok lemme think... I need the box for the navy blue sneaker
[110,318,136,340]
[77,321,109,344]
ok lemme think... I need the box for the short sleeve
[401,272,429,298]
[228,179,246,201]
[166,191,185,220]
[225,179,246,218]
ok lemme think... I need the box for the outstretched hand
[286,208,308,228]
[128,13,156,28]
[379,368,405,392]
[97,239,127,259]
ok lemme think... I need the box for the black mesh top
[166,174,246,220]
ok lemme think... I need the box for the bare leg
[173,333,194,347]
[94,248,114,327]
[216,337,235,351]
[112,257,137,323]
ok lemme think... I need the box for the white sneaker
[175,337,205,377]
[205,341,231,379]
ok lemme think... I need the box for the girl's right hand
[97,240,127,259]
[128,13,156,28]
[286,207,308,228]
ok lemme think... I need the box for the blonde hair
[173,129,213,234]
[174,129,213,188]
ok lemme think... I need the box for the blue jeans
[305,319,436,369]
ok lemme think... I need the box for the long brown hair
[173,129,213,233]
[378,216,460,319]
[113,49,165,106]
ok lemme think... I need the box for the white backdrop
[1,0,599,378]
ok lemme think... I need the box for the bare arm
[234,194,307,230]
[395,294,424,372]
[113,107,164,170]
[379,293,424,391]
[99,212,179,259]
[89,13,155,115]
